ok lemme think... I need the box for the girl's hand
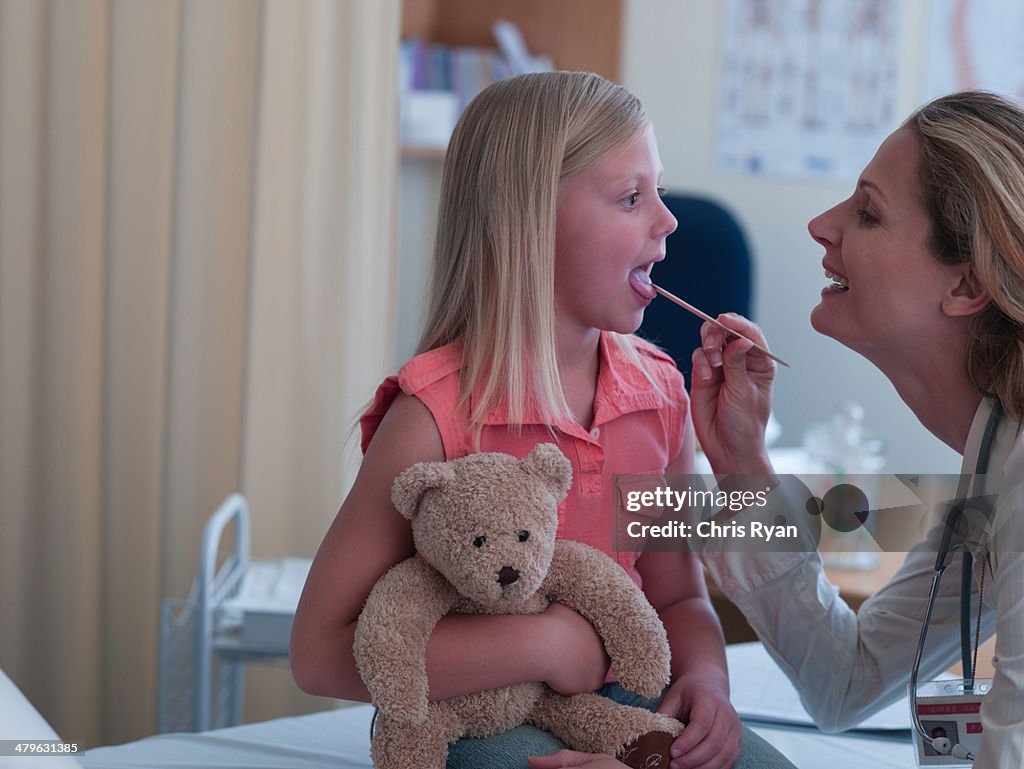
[540,603,610,696]
[528,750,625,769]
[657,677,742,769]
[689,314,776,474]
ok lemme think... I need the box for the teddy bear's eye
[518,530,529,542]
[473,535,486,548]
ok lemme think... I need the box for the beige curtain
[0,0,400,747]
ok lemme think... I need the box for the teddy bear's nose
[497,566,520,586]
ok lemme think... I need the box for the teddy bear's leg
[529,690,682,758]
[370,703,464,769]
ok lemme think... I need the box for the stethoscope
[908,401,1002,762]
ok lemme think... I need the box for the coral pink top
[360,331,688,587]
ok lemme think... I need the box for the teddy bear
[353,443,683,769]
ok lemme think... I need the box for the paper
[716,0,901,181]
[219,558,312,649]
[727,642,911,731]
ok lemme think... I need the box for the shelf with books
[398,0,623,152]
[401,0,622,82]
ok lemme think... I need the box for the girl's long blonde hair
[417,71,652,427]
[906,91,1024,420]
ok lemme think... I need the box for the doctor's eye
[473,535,487,548]
[517,530,530,542]
[854,207,879,226]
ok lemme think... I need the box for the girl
[290,72,795,769]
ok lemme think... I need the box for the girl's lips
[629,267,656,300]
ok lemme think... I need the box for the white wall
[622,0,960,473]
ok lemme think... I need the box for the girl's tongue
[629,267,656,300]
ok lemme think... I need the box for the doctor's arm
[690,317,973,731]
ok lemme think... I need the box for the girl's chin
[609,320,644,336]
[626,307,650,334]
[602,317,645,337]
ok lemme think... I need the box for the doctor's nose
[808,204,841,249]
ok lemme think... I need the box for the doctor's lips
[646,278,791,369]
[823,265,850,292]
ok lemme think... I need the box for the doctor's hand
[689,314,775,476]
[658,676,742,769]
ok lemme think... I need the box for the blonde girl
[291,72,796,769]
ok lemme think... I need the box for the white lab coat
[703,399,1024,769]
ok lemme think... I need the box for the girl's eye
[656,186,667,198]
[622,192,640,207]
[473,535,486,548]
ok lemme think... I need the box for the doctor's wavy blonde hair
[416,71,657,427]
[906,90,1024,420]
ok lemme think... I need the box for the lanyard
[959,400,1002,685]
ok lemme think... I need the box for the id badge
[912,679,990,766]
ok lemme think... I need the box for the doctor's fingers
[690,347,724,386]
[705,313,769,343]
[700,315,771,356]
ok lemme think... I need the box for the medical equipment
[157,495,309,733]
[908,402,1002,764]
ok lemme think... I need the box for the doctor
[531,90,1024,769]
[690,90,1024,769]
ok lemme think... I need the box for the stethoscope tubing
[907,401,1002,761]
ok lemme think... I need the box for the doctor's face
[807,128,956,361]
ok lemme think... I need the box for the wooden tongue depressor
[651,283,791,368]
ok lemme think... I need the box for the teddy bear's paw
[371,706,462,769]
[617,715,683,769]
[617,730,678,769]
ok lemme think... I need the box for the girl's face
[807,128,961,360]
[554,124,677,337]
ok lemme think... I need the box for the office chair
[639,194,754,388]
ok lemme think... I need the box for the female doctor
[694,90,1024,769]
[532,90,1024,769]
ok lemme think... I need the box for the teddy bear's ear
[521,443,572,502]
[391,461,456,520]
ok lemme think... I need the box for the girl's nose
[656,197,678,238]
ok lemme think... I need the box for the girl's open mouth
[629,267,656,300]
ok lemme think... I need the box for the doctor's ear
[942,266,991,317]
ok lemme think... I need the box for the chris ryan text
[626,519,799,542]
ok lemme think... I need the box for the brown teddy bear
[353,443,683,769]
